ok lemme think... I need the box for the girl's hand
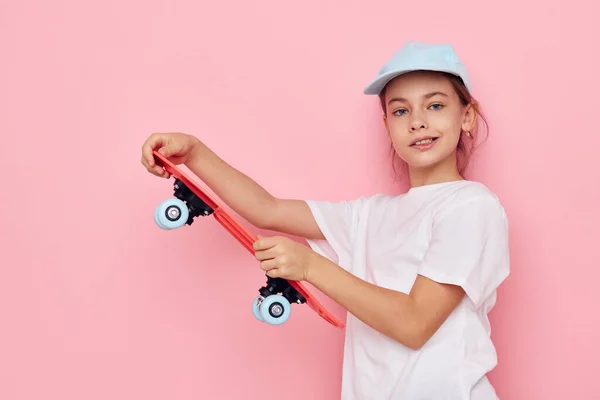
[252,235,319,281]
[141,132,203,178]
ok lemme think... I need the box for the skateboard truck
[253,276,307,325]
[252,275,307,324]
[173,178,214,225]
[259,276,307,305]
[154,178,215,228]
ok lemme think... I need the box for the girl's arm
[307,256,465,350]
[182,140,325,240]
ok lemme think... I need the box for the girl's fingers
[141,134,166,166]
[260,259,278,271]
[266,268,282,278]
[254,248,277,261]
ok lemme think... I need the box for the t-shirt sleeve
[303,198,364,270]
[417,195,510,309]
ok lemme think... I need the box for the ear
[461,103,477,133]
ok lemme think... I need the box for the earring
[464,131,471,137]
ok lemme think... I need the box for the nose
[410,112,428,131]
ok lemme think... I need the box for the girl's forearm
[306,256,423,350]
[183,143,325,239]
[184,143,279,229]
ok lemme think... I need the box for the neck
[408,153,464,188]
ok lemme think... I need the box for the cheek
[437,121,462,149]
[434,111,463,136]
[387,124,407,152]
[386,118,406,139]
[388,129,412,160]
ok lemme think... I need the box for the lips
[410,136,439,146]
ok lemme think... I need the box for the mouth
[410,136,439,147]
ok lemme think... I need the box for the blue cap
[363,41,471,95]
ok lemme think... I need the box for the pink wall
[1,0,598,398]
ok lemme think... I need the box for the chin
[407,158,442,170]
[399,149,454,171]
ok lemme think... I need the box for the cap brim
[363,67,468,95]
[363,69,414,95]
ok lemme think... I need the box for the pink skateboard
[151,150,344,328]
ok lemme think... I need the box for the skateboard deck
[151,150,344,328]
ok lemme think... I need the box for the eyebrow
[387,91,449,106]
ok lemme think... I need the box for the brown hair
[379,72,489,180]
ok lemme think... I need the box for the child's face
[382,71,474,173]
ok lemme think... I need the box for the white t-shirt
[305,180,510,399]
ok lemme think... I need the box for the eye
[392,108,408,116]
[429,103,444,111]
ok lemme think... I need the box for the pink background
[1,0,598,398]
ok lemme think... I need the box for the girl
[141,41,510,399]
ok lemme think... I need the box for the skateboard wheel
[154,198,189,230]
[252,296,265,322]
[154,206,168,229]
[258,294,291,326]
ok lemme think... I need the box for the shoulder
[446,181,504,210]
[434,181,508,226]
